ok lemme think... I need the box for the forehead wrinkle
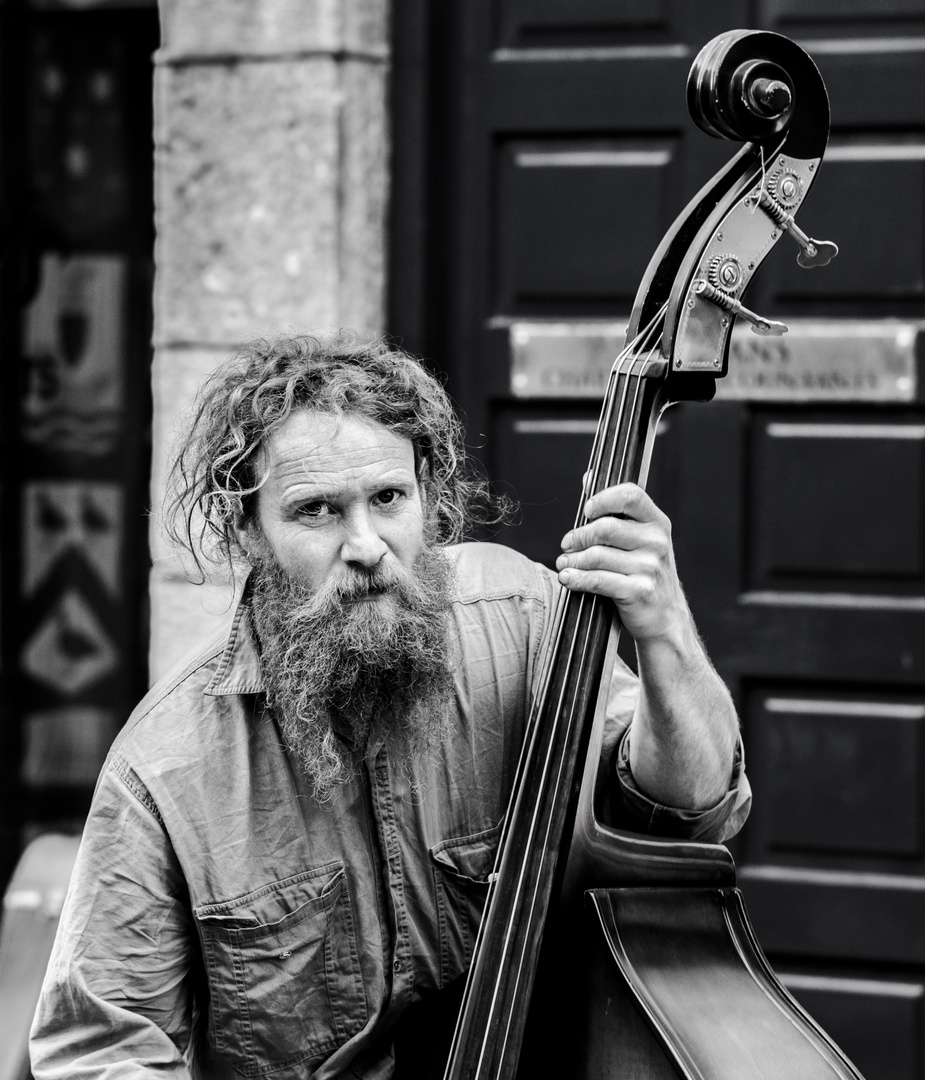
[262,410,416,496]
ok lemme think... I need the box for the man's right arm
[30,761,195,1078]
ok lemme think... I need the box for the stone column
[150,0,390,681]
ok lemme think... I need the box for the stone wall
[150,0,390,680]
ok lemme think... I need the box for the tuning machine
[694,279,788,336]
[749,186,838,268]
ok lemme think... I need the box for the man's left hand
[555,482,685,644]
[555,481,739,812]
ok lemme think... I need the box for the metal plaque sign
[509,320,920,402]
[510,323,625,398]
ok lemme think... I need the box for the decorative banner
[21,254,126,455]
[21,707,116,788]
[23,481,121,596]
[21,589,118,696]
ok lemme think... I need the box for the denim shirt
[30,543,750,1079]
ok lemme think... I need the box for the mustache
[329,564,405,601]
[283,558,437,617]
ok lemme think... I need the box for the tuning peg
[752,188,838,268]
[746,77,791,119]
[694,279,789,336]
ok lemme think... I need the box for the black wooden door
[390,3,925,1077]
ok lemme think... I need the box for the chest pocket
[429,823,500,988]
[195,862,367,1077]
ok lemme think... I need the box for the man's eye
[298,501,331,518]
[375,489,402,506]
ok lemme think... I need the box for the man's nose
[340,510,388,568]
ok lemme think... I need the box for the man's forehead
[260,409,416,482]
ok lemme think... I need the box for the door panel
[771,0,923,16]
[492,407,598,563]
[754,694,923,857]
[497,0,675,45]
[496,139,679,310]
[748,416,925,587]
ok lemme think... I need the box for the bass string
[566,323,663,693]
[509,329,661,941]
[543,335,660,894]
[530,301,668,718]
[446,306,669,1078]
[532,317,664,860]
[521,304,666,764]
[474,302,668,893]
[574,304,667,529]
[486,335,663,1076]
[491,303,667,883]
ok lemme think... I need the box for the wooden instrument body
[576,887,862,1080]
[442,29,864,1080]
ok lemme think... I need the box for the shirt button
[393,959,402,973]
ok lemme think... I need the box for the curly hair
[163,330,504,578]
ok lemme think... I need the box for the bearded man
[31,332,749,1079]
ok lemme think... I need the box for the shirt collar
[204,582,265,697]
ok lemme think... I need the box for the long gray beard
[249,545,457,803]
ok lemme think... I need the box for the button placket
[372,751,411,998]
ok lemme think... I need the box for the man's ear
[233,513,258,564]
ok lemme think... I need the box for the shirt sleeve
[611,726,751,843]
[528,558,750,845]
[601,660,751,844]
[30,756,196,1078]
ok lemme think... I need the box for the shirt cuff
[611,727,752,844]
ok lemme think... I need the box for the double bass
[442,29,862,1080]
